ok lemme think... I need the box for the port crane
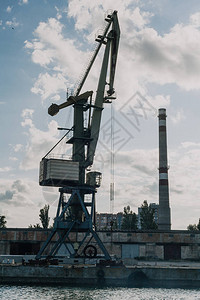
[36,11,120,260]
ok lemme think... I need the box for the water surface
[1,285,200,300]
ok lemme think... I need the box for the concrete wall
[0,229,200,261]
[2,264,200,288]
[0,241,10,255]
[181,245,200,260]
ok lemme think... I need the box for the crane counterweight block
[48,103,59,116]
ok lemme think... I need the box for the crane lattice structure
[36,11,120,260]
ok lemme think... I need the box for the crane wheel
[83,245,97,258]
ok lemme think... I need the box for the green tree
[121,205,137,230]
[140,200,158,230]
[28,223,42,229]
[187,224,198,231]
[111,220,118,230]
[187,218,200,231]
[0,215,7,228]
[39,204,50,229]
[197,219,200,231]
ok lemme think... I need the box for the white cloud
[25,17,91,100]
[129,20,200,90]
[31,72,67,100]
[0,177,57,227]
[9,157,18,161]
[6,6,13,13]
[19,106,68,171]
[114,92,169,124]
[170,109,185,124]
[68,0,100,31]
[21,108,34,118]
[51,94,61,101]
[21,108,34,128]
[32,49,55,66]
[6,18,19,28]
[0,179,42,227]
[181,141,200,148]
[21,118,34,128]
[0,167,12,172]
[18,0,28,5]
[68,0,148,32]
[24,40,42,50]
[130,7,153,29]
[169,144,200,228]
[20,118,60,170]
[55,6,62,20]
[149,94,170,109]
[14,144,23,152]
[94,147,158,211]
[26,17,85,73]
[190,12,200,28]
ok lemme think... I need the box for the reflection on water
[1,285,200,300]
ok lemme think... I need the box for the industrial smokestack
[158,108,171,230]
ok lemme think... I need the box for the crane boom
[47,10,120,170]
[85,11,120,167]
[108,12,120,96]
[74,16,113,97]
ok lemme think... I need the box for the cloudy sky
[1,0,200,229]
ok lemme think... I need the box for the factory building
[96,213,123,230]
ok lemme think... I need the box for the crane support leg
[36,186,111,260]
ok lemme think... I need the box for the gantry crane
[36,11,120,260]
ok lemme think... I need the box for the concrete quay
[1,262,200,288]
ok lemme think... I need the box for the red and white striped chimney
[158,108,171,230]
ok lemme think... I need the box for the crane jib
[45,10,120,172]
